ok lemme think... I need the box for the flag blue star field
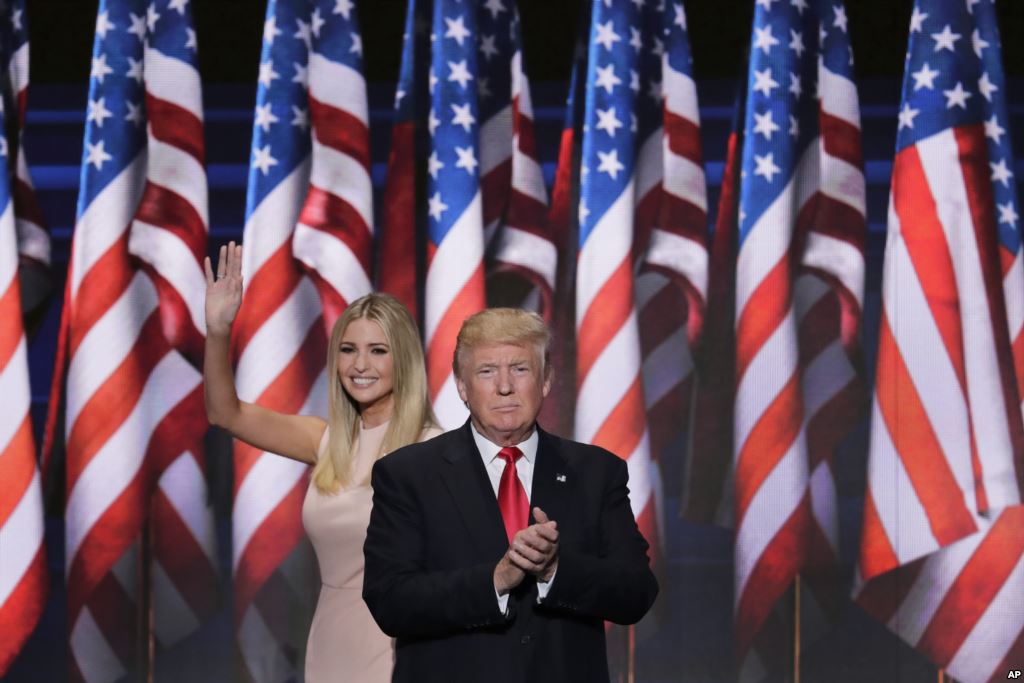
[54,1,218,681]
[423,0,488,428]
[1,0,50,314]
[855,2,1024,681]
[232,2,331,682]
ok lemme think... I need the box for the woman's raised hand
[204,241,243,336]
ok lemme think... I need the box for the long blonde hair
[312,293,438,493]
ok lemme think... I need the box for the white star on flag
[428,108,441,135]
[630,27,642,50]
[911,62,939,90]
[126,57,143,83]
[595,107,623,136]
[753,109,780,140]
[998,202,1019,227]
[990,159,1013,187]
[291,106,309,130]
[479,34,499,60]
[428,192,448,220]
[791,0,808,13]
[578,201,590,225]
[91,54,114,83]
[833,5,848,32]
[753,67,779,96]
[146,3,160,32]
[259,60,279,87]
[350,33,362,55]
[125,101,143,125]
[897,103,920,129]
[427,151,444,179]
[909,6,927,32]
[445,15,471,45]
[87,97,113,127]
[451,102,475,131]
[334,0,354,19]
[484,0,506,19]
[254,103,278,132]
[310,8,325,37]
[595,21,621,51]
[674,3,686,28]
[185,28,197,50]
[292,62,309,85]
[985,114,1005,143]
[789,29,804,56]
[95,11,116,38]
[454,146,478,174]
[169,0,189,15]
[971,29,990,57]
[86,140,113,170]
[448,59,473,88]
[754,25,779,55]
[128,12,147,40]
[978,72,997,101]
[596,149,624,179]
[789,72,802,96]
[931,25,961,52]
[252,145,278,175]
[594,64,621,94]
[754,152,780,181]
[264,16,282,44]
[942,81,971,109]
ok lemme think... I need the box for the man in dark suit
[363,308,658,682]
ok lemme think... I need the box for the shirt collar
[469,421,538,465]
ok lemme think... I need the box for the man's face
[455,342,551,446]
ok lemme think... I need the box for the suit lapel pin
[556,474,566,482]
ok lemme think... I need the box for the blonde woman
[203,242,441,682]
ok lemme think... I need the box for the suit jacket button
[521,635,531,645]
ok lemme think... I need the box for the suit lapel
[528,427,573,530]
[441,421,508,560]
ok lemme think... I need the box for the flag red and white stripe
[0,129,47,676]
[231,2,328,679]
[482,24,556,316]
[60,3,217,680]
[292,11,373,331]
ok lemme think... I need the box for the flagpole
[793,577,801,683]
[138,513,155,683]
[627,623,636,683]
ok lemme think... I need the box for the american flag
[1,0,49,319]
[0,81,47,676]
[51,1,218,680]
[232,1,326,681]
[854,2,1024,680]
[423,0,488,428]
[477,2,555,317]
[292,0,372,330]
[633,0,707,511]
[378,0,428,320]
[574,0,669,573]
[684,0,866,669]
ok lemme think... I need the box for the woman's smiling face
[337,317,395,418]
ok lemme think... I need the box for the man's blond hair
[453,308,551,377]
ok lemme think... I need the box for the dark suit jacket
[362,421,658,683]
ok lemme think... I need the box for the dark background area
[25,0,1024,86]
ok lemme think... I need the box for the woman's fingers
[232,243,243,278]
[217,244,227,279]
[203,256,214,285]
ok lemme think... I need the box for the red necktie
[497,446,529,544]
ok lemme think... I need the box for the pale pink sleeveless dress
[301,421,441,682]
